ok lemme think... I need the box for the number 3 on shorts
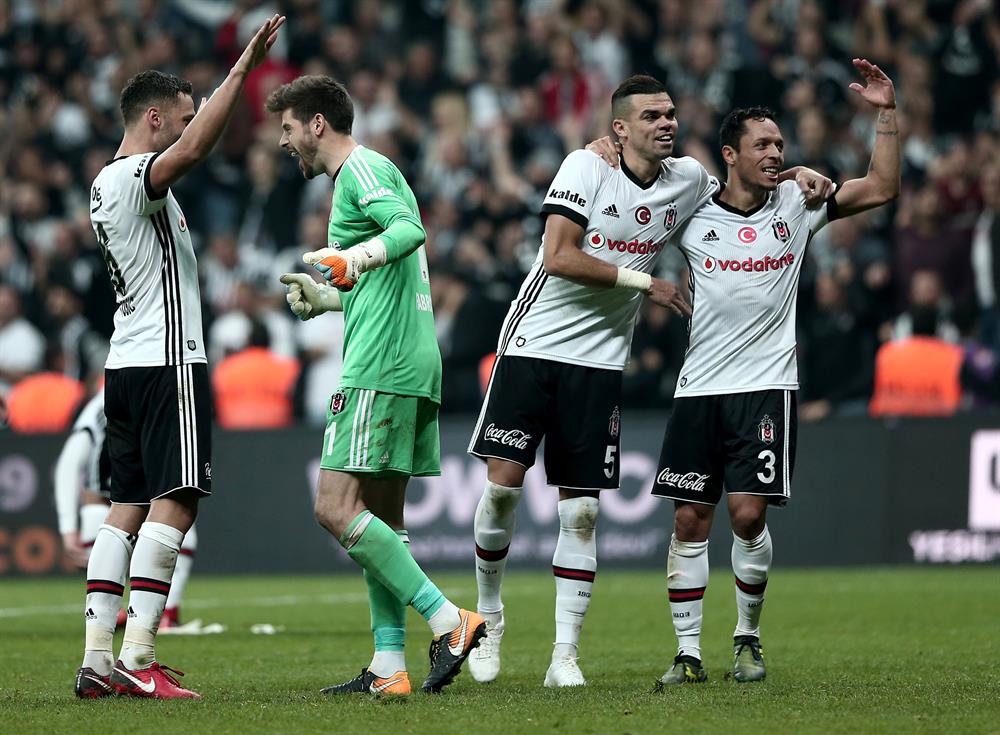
[757,449,775,484]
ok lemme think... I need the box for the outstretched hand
[848,58,895,109]
[234,14,286,75]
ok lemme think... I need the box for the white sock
[427,600,461,637]
[552,496,598,658]
[474,481,522,615]
[732,526,772,639]
[120,522,184,670]
[369,650,407,678]
[667,534,709,662]
[82,524,134,675]
[165,524,197,613]
[79,504,109,550]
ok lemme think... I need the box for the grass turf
[1,568,998,735]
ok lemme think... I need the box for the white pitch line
[0,587,468,620]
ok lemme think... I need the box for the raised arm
[832,58,901,217]
[148,14,285,194]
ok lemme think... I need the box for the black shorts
[468,355,622,490]
[104,364,213,504]
[652,389,796,506]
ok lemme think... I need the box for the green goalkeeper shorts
[320,388,441,477]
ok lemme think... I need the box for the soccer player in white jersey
[466,75,830,688]
[55,391,197,629]
[650,59,900,686]
[76,15,285,700]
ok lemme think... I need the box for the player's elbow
[542,248,565,276]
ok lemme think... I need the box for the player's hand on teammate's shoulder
[794,167,835,207]
[848,58,896,110]
[585,136,621,168]
[648,278,692,317]
[233,13,286,75]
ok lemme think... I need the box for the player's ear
[611,118,627,141]
[721,144,738,167]
[312,113,326,137]
[146,106,161,130]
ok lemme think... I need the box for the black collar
[712,183,770,218]
[620,155,658,190]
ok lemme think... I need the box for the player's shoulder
[561,149,613,179]
[94,153,154,188]
[660,155,709,182]
[348,146,400,187]
[773,179,813,213]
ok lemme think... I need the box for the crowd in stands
[1,0,999,431]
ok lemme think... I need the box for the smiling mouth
[762,166,779,178]
[655,134,674,144]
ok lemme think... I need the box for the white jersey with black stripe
[673,180,836,397]
[71,390,107,492]
[90,153,206,368]
[499,150,718,370]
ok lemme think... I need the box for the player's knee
[673,504,712,542]
[487,459,525,489]
[481,481,523,517]
[729,503,766,539]
[558,495,599,531]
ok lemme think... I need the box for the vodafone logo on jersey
[738,227,757,243]
[586,230,665,255]
[704,252,796,273]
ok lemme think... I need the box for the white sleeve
[804,185,839,235]
[118,153,169,216]
[54,431,94,534]
[539,150,605,229]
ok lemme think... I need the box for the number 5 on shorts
[604,445,617,479]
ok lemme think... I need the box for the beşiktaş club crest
[330,391,347,415]
[771,217,790,243]
[664,202,678,231]
[758,415,776,444]
[609,406,621,438]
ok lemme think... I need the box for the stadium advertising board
[2,414,1000,575]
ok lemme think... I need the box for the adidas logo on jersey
[702,230,719,242]
[602,204,620,218]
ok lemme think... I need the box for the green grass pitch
[2,568,998,734]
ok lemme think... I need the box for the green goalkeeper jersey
[327,146,441,403]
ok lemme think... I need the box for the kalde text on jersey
[656,468,710,491]
[718,253,794,272]
[547,188,587,206]
[484,423,532,451]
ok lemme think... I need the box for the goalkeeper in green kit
[269,76,485,696]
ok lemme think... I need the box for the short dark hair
[719,106,778,151]
[119,70,193,126]
[265,75,354,135]
[611,74,667,120]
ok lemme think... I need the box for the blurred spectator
[870,305,963,417]
[0,284,45,394]
[6,371,85,433]
[213,320,300,430]
[972,161,1000,352]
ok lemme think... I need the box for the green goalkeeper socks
[365,530,409,652]
[343,512,446,620]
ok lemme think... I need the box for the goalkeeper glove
[278,273,343,320]
[302,238,388,291]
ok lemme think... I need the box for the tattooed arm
[832,58,901,218]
